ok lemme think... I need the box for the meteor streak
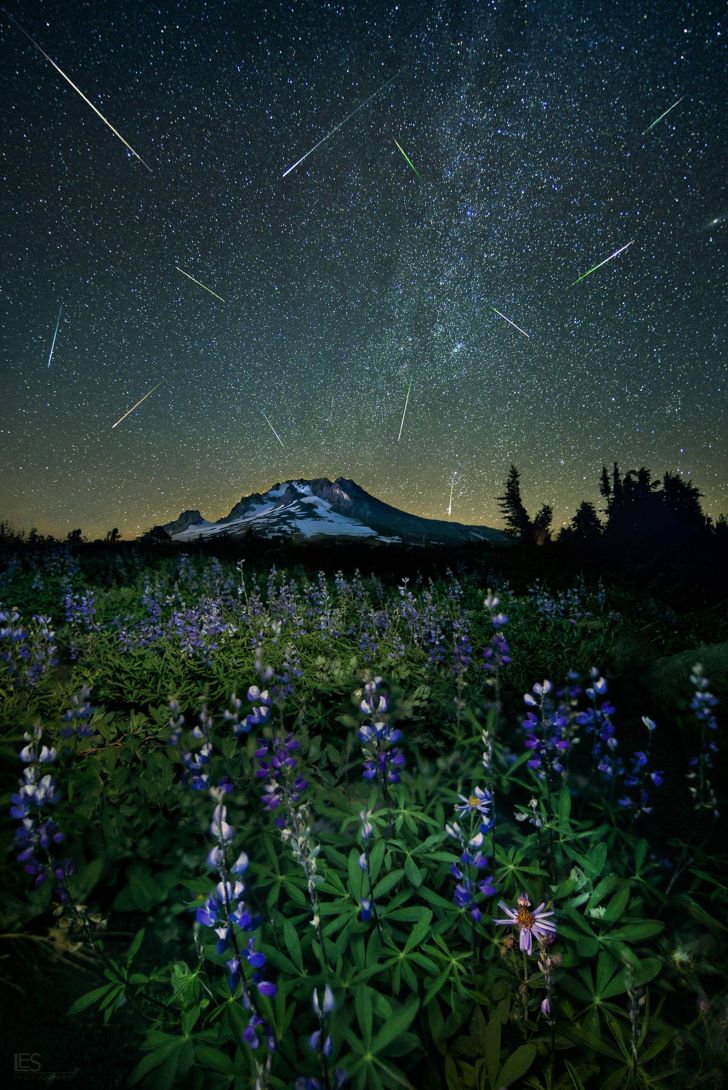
[491,306,530,339]
[448,475,456,517]
[642,96,684,135]
[111,381,162,429]
[393,138,421,178]
[47,305,63,368]
[261,411,285,448]
[397,375,413,442]
[282,74,396,177]
[175,266,226,302]
[7,14,152,172]
[571,240,634,286]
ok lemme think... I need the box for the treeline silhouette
[498,462,727,576]
[1,463,726,579]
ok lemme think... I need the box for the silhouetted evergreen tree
[599,465,611,515]
[661,473,705,532]
[498,465,533,539]
[532,504,553,545]
[601,463,712,554]
[570,501,602,543]
[612,463,623,509]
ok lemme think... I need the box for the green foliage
[1,550,726,1088]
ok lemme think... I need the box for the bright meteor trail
[447,474,457,517]
[175,266,226,303]
[7,14,152,172]
[393,138,421,178]
[397,376,413,442]
[282,75,396,177]
[261,411,285,448]
[642,96,685,135]
[111,382,162,429]
[491,306,530,339]
[572,240,634,286]
[47,305,63,368]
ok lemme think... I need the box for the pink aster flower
[494,893,557,956]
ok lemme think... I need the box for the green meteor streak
[393,138,421,178]
[642,96,684,135]
[571,240,634,286]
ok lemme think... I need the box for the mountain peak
[158,477,510,548]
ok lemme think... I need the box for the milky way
[1,0,725,537]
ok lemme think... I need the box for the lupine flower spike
[446,787,496,922]
[357,676,404,803]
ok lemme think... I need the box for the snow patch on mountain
[159,477,509,547]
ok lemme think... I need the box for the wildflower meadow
[1,542,726,1089]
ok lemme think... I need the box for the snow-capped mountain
[152,478,510,547]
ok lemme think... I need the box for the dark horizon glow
[1,0,725,540]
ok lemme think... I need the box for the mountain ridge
[149,477,511,547]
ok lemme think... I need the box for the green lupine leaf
[444,1055,465,1090]
[355,984,373,1047]
[423,966,451,1006]
[567,1025,622,1060]
[67,983,116,1016]
[372,996,420,1052]
[403,910,433,953]
[601,885,631,922]
[606,919,664,941]
[680,895,728,931]
[127,927,146,965]
[370,839,386,883]
[498,1043,537,1086]
[128,1039,182,1086]
[404,855,423,887]
[633,957,662,986]
[194,1044,238,1075]
[282,917,303,971]
[373,869,404,899]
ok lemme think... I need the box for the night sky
[1,0,726,539]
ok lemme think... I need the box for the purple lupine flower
[358,676,405,787]
[255,727,331,970]
[686,665,720,816]
[64,590,97,629]
[309,985,336,1085]
[295,1072,348,1090]
[482,592,512,686]
[446,802,497,922]
[238,684,272,734]
[181,741,213,791]
[618,717,663,816]
[452,619,473,678]
[494,893,557,956]
[575,669,623,779]
[255,735,308,821]
[522,681,571,778]
[1,610,58,689]
[11,725,72,903]
[196,792,277,1052]
[168,698,185,745]
[272,643,303,702]
[60,685,94,738]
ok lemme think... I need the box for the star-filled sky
[1,0,726,539]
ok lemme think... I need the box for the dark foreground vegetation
[1,467,727,1090]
